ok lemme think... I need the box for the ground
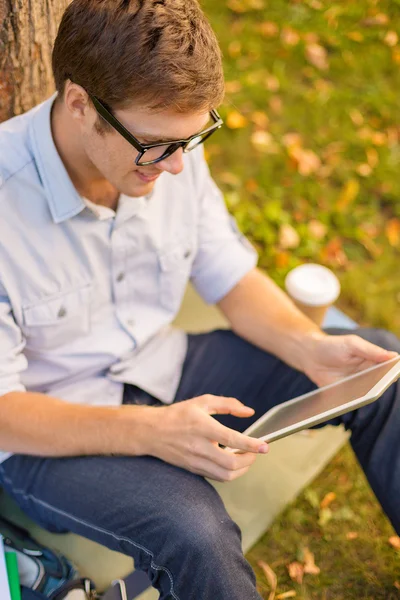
[201,0,400,596]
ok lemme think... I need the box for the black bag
[0,515,98,599]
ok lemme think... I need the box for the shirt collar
[29,93,86,224]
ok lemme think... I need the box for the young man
[0,1,398,598]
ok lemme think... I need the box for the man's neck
[50,99,119,210]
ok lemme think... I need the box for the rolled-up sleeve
[189,147,258,304]
[0,285,27,396]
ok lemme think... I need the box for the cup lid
[285,263,340,306]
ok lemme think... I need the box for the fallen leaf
[306,43,329,70]
[279,224,300,249]
[349,109,364,126]
[251,130,276,152]
[245,178,259,193]
[346,531,359,540]
[389,536,400,550]
[288,146,321,176]
[303,547,321,575]
[276,251,290,268]
[225,80,242,94]
[318,507,333,526]
[269,96,283,114]
[347,31,364,42]
[394,581,400,590]
[218,171,241,187]
[251,111,269,128]
[367,148,379,168]
[304,488,320,509]
[226,110,247,129]
[228,41,242,58]
[384,31,398,47]
[281,27,300,46]
[356,163,372,177]
[304,32,319,44]
[393,48,400,64]
[320,492,336,509]
[282,132,302,148]
[385,219,400,247]
[371,131,387,145]
[265,75,280,92]
[361,13,389,27]
[259,21,279,37]
[308,220,327,240]
[287,561,304,584]
[276,592,296,599]
[336,179,360,211]
[258,560,277,600]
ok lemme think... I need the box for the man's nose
[158,147,184,175]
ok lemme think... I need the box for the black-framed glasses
[89,94,224,166]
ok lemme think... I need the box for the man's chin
[121,175,158,197]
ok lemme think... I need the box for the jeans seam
[0,468,180,600]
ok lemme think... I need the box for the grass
[200,0,400,596]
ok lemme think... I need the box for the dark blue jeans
[0,328,399,600]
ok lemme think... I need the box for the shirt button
[127,318,135,327]
[116,272,125,282]
[57,306,67,318]
[183,249,191,259]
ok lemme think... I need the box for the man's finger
[347,335,398,363]
[198,394,255,418]
[208,419,269,454]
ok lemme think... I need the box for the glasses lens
[137,142,182,166]
[184,135,204,153]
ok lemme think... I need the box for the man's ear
[64,80,92,126]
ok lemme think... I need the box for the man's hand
[302,331,398,387]
[141,395,269,482]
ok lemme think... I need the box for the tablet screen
[246,357,400,440]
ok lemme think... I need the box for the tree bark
[0,0,69,122]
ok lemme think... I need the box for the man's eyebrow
[139,117,211,144]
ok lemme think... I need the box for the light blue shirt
[0,94,257,461]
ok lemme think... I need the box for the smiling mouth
[136,171,161,183]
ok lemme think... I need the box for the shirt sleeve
[0,283,27,396]
[189,146,258,304]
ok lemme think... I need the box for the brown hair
[52,0,224,115]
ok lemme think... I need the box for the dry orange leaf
[394,581,400,590]
[281,27,300,46]
[308,220,327,240]
[367,148,379,168]
[279,224,300,249]
[346,531,359,540]
[258,560,277,600]
[336,179,359,211]
[225,80,242,94]
[288,146,321,176]
[251,130,275,152]
[320,238,348,268]
[349,109,364,126]
[287,561,304,584]
[251,111,269,128]
[259,21,279,37]
[320,491,336,509]
[226,110,247,129]
[356,163,372,177]
[389,536,400,550]
[361,13,389,27]
[303,548,321,576]
[347,31,364,42]
[384,31,398,47]
[276,592,297,599]
[265,75,280,92]
[386,219,400,247]
[306,43,329,70]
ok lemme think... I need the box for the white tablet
[238,356,400,447]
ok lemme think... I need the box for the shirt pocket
[22,284,92,351]
[158,242,194,314]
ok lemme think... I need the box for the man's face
[79,96,210,197]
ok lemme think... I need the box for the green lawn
[201,0,400,597]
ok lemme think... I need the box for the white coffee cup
[284,263,341,326]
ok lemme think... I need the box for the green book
[4,552,21,600]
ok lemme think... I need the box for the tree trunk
[0,0,69,122]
